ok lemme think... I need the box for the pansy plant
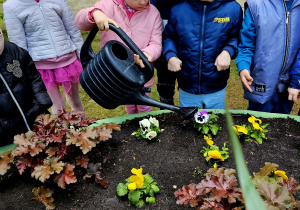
[193,110,221,136]
[132,117,161,140]
[233,115,268,144]
[200,135,229,165]
[117,168,160,208]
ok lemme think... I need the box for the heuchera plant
[200,135,229,165]
[131,117,161,140]
[193,110,221,136]
[251,162,300,209]
[174,167,244,209]
[0,110,120,209]
[233,115,268,144]
[117,168,160,208]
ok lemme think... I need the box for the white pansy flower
[139,119,151,134]
[146,131,157,140]
[149,117,159,128]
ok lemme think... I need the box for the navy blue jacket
[163,0,242,94]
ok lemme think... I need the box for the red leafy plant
[251,162,300,209]
[0,110,120,209]
[174,167,244,209]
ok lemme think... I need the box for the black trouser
[155,56,178,105]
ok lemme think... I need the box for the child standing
[0,29,52,146]
[150,0,184,106]
[236,0,300,114]
[75,0,162,115]
[163,0,242,109]
[3,0,85,115]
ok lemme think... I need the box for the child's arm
[92,10,119,31]
[139,10,162,63]
[3,4,27,51]
[235,8,256,93]
[61,0,83,59]
[162,8,181,72]
[75,0,118,31]
[288,50,300,104]
[215,4,243,72]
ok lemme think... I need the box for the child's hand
[168,57,182,72]
[240,69,253,92]
[134,52,152,68]
[92,10,119,31]
[288,88,300,104]
[215,50,231,71]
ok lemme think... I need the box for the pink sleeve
[75,0,109,31]
[141,11,162,62]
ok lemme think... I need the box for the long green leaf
[224,105,266,210]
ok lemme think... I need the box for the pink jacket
[75,0,162,63]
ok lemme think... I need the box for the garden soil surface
[0,112,300,210]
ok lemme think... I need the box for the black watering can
[80,24,198,119]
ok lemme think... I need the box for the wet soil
[0,112,300,210]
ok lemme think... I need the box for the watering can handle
[80,24,154,77]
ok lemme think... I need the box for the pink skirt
[37,59,82,95]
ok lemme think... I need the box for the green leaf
[149,189,154,197]
[151,185,160,193]
[202,126,209,134]
[117,183,128,196]
[145,174,154,184]
[128,190,141,204]
[141,187,150,195]
[210,124,220,135]
[146,197,156,203]
[256,137,262,144]
[224,105,266,210]
[135,200,144,208]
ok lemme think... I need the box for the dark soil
[1,112,300,210]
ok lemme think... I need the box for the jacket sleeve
[20,49,52,123]
[61,0,84,59]
[140,10,162,62]
[75,0,112,31]
[162,8,179,62]
[3,3,28,50]
[235,8,256,74]
[222,4,243,60]
[289,50,300,90]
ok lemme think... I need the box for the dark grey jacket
[0,41,52,146]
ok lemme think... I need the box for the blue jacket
[290,50,300,90]
[163,0,242,94]
[236,0,300,104]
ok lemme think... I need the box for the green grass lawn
[0,22,298,119]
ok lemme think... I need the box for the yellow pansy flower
[207,150,224,161]
[236,125,248,134]
[128,168,144,190]
[204,135,214,146]
[252,122,263,131]
[128,182,137,191]
[274,170,288,181]
[248,116,262,125]
[232,126,239,135]
[213,163,218,168]
[203,152,207,157]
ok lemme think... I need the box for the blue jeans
[248,90,294,114]
[179,87,226,109]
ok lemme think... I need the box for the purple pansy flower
[194,110,209,124]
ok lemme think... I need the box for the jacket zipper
[38,3,58,57]
[280,1,300,74]
[198,5,207,94]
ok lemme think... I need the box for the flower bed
[0,110,300,209]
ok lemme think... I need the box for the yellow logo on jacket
[213,17,230,23]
